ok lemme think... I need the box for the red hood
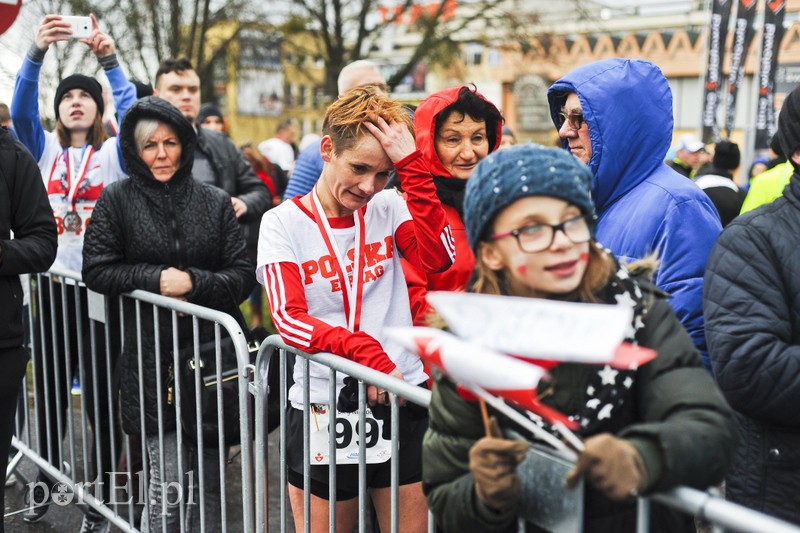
[414,86,503,179]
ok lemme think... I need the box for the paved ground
[4,401,292,532]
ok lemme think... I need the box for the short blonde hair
[323,88,413,154]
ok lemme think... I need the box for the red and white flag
[425,291,655,369]
[386,327,577,428]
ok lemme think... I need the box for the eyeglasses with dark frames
[557,110,585,132]
[489,214,594,253]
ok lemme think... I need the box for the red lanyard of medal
[310,186,367,332]
[64,145,95,211]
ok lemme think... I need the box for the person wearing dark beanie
[10,13,137,531]
[694,141,746,227]
[704,82,800,525]
[53,74,104,119]
[196,102,226,134]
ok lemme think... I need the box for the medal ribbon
[64,146,95,210]
[310,187,367,332]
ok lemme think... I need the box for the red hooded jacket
[403,86,503,325]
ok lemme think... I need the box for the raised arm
[11,15,73,160]
[80,14,136,171]
[365,117,454,273]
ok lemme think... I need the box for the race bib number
[308,404,392,465]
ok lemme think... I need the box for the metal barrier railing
[7,267,256,533]
[252,335,433,533]
[10,270,800,533]
[253,335,800,533]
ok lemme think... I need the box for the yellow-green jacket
[740,161,793,214]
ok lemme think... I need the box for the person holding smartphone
[11,14,135,531]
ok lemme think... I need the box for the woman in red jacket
[403,86,504,325]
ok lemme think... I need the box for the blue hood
[547,59,673,214]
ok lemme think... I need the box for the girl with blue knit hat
[422,144,737,532]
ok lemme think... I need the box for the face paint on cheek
[516,265,527,277]
[579,252,589,262]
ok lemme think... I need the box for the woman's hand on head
[35,15,72,51]
[79,14,115,58]
[364,115,416,164]
[160,267,193,298]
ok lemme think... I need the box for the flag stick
[468,384,575,458]
[479,399,492,436]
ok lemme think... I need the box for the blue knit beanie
[464,144,595,250]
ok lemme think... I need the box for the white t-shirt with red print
[257,150,455,407]
[40,132,127,273]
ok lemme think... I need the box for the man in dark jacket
[152,58,271,221]
[547,58,722,371]
[704,85,800,525]
[694,141,747,227]
[0,126,57,524]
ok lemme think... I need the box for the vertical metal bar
[192,317,206,533]
[303,357,311,533]
[390,394,399,533]
[53,278,66,472]
[636,497,650,533]
[72,280,92,479]
[358,380,366,533]
[124,434,135,526]
[101,296,118,506]
[25,277,36,446]
[40,275,54,461]
[238,331,255,533]
[89,314,104,502]
[135,300,151,532]
[173,310,187,531]
[328,368,337,533]
[214,323,228,533]
[280,348,288,533]
[254,346,269,532]
[153,305,168,533]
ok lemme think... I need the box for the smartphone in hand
[60,16,92,39]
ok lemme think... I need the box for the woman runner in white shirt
[258,88,455,532]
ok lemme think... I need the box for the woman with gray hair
[82,96,254,531]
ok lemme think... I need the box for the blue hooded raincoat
[548,58,722,369]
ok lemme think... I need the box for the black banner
[724,0,758,138]
[702,0,734,143]
[755,0,787,149]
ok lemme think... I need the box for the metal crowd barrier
[253,335,800,533]
[252,335,434,533]
[7,267,256,533]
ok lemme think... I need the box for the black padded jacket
[0,127,57,349]
[82,97,254,434]
[704,173,800,525]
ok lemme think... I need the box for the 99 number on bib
[308,404,392,465]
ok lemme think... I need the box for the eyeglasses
[557,110,585,132]
[489,214,593,253]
